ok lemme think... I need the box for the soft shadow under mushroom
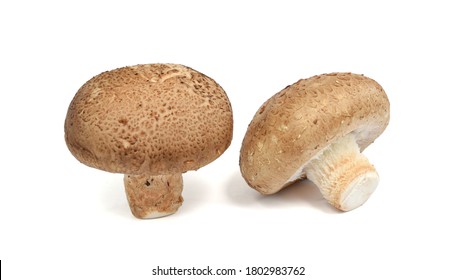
[225,170,338,213]
[102,173,210,218]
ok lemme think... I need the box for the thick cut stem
[124,173,183,219]
[305,133,379,211]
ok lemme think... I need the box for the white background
[1,0,454,279]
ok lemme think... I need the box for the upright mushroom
[240,73,390,211]
[65,64,233,218]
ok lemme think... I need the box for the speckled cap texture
[65,64,233,175]
[240,72,390,194]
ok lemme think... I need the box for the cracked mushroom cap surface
[65,63,233,175]
[240,72,390,194]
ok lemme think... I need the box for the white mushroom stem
[124,174,183,219]
[305,133,379,211]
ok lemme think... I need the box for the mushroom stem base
[124,173,183,219]
[305,133,379,211]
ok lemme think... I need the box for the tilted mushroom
[240,73,390,211]
[65,64,233,218]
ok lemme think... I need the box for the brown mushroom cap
[65,64,233,175]
[240,72,390,194]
